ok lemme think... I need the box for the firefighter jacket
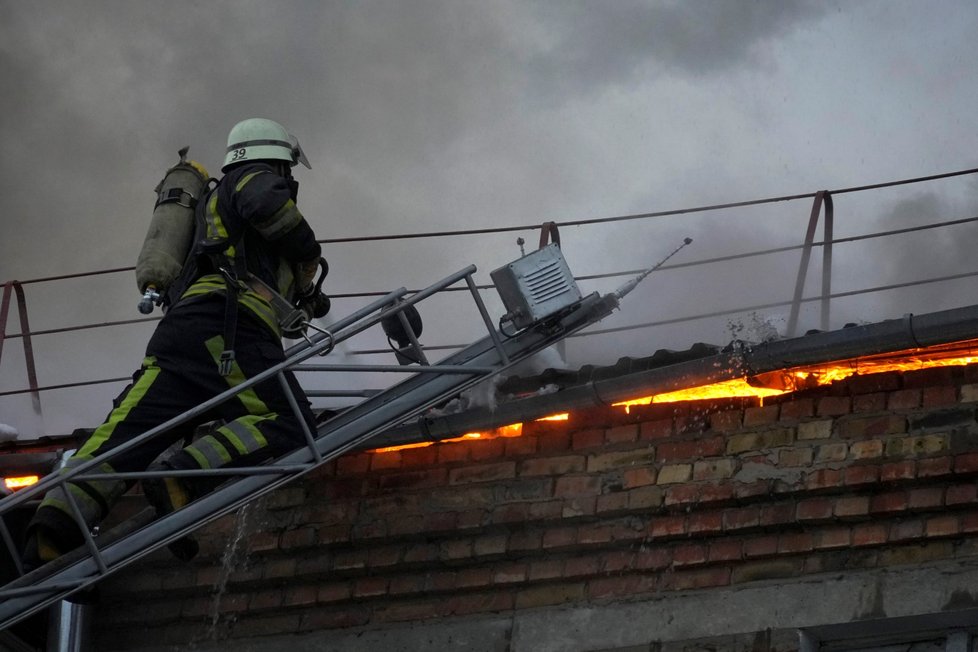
[179,162,322,337]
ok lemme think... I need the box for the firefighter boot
[141,463,199,562]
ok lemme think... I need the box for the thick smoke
[2,1,978,436]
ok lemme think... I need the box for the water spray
[614,237,693,301]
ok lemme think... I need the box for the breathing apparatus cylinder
[135,147,211,311]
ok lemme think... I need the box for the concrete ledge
[161,558,978,652]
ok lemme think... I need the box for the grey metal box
[490,244,582,329]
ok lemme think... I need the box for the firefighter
[24,118,330,566]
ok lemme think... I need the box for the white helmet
[222,118,311,171]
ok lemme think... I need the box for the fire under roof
[367,303,978,450]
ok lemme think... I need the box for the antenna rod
[614,237,693,300]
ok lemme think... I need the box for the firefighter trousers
[28,294,315,552]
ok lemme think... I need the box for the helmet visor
[291,135,311,169]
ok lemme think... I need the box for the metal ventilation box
[491,243,582,329]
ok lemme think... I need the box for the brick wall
[95,364,978,650]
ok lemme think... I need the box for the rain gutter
[365,304,978,449]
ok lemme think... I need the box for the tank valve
[138,286,161,314]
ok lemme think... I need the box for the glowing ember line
[4,475,39,490]
[373,341,978,453]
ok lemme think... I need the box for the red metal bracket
[786,191,834,337]
[0,281,41,415]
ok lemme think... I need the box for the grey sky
[3,1,978,436]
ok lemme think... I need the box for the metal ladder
[0,261,619,631]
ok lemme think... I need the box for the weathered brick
[687,511,724,534]
[589,574,658,600]
[797,498,833,521]
[317,582,353,603]
[724,506,760,531]
[889,519,923,542]
[528,559,563,581]
[624,466,658,488]
[710,409,743,432]
[596,491,630,514]
[922,386,957,408]
[634,547,671,570]
[493,562,528,584]
[959,383,978,403]
[839,416,906,439]
[516,583,586,609]
[759,503,795,527]
[918,456,952,478]
[902,367,954,389]
[743,535,779,558]
[726,428,794,455]
[709,539,743,562]
[664,483,701,507]
[587,449,657,472]
[650,514,686,538]
[926,515,960,538]
[639,418,674,440]
[353,577,388,598]
[449,462,516,485]
[779,398,815,421]
[797,419,833,440]
[852,523,888,546]
[817,396,851,417]
[731,559,801,584]
[744,405,780,427]
[779,447,813,467]
[657,463,692,484]
[519,455,586,477]
[844,465,880,486]
[542,527,577,549]
[453,591,516,615]
[562,497,595,518]
[954,452,978,474]
[657,437,724,462]
[605,424,639,443]
[665,567,732,591]
[853,393,887,413]
[571,429,605,450]
[779,531,814,554]
[815,526,851,549]
[880,460,915,482]
[628,485,664,509]
[834,495,870,519]
[806,468,843,490]
[554,475,601,497]
[887,389,921,411]
[815,442,848,462]
[849,439,884,460]
[671,543,707,568]
[870,491,908,514]
[908,487,943,510]
[946,483,978,506]
[692,458,737,481]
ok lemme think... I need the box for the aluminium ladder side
[0,262,620,631]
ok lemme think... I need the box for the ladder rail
[0,259,618,629]
[0,285,411,515]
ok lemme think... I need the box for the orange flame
[4,475,39,491]
[372,339,978,453]
[615,339,978,409]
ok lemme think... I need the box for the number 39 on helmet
[222,118,311,171]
